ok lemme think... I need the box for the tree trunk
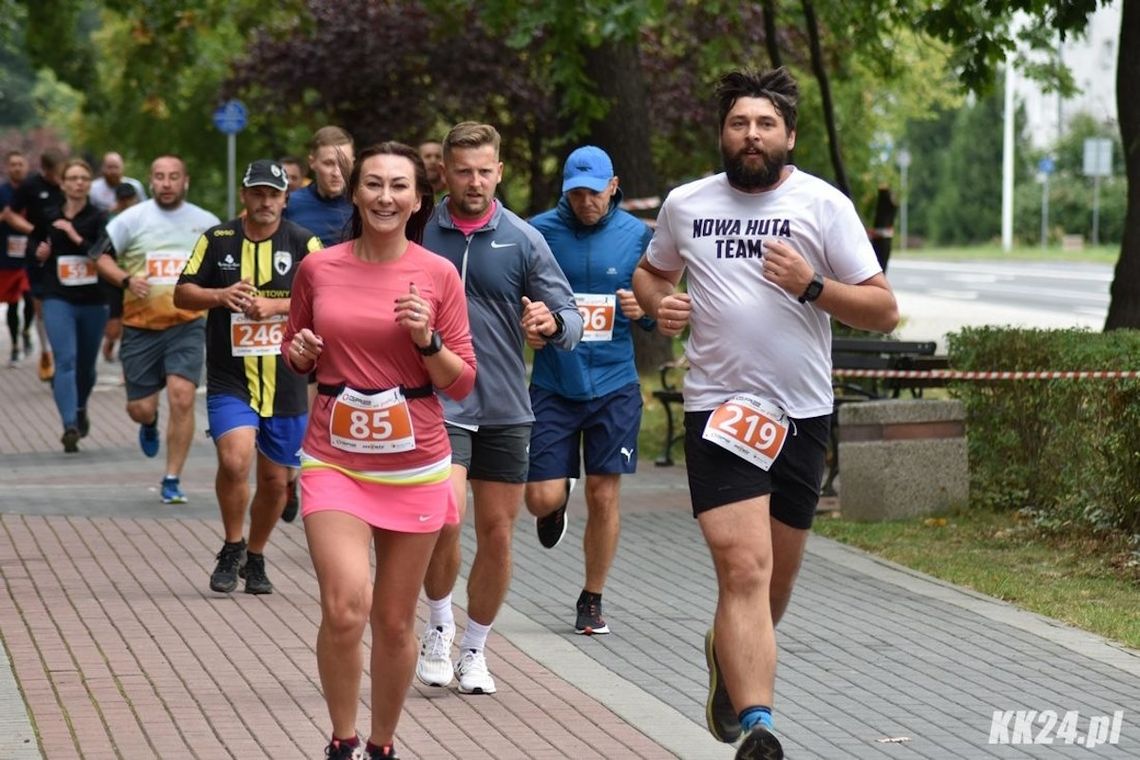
[762,0,783,69]
[802,0,851,198]
[583,36,675,371]
[1105,0,1140,330]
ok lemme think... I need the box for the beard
[723,145,787,191]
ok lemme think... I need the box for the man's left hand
[617,288,644,321]
[761,239,815,298]
[521,296,555,348]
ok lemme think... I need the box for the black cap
[242,159,288,191]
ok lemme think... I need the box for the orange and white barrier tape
[833,368,1140,380]
[620,196,661,211]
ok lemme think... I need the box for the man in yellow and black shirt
[175,159,321,596]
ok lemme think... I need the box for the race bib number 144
[701,394,789,471]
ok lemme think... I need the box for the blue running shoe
[161,476,187,504]
[139,412,160,458]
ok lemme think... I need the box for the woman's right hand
[290,328,324,370]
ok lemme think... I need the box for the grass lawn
[894,242,1119,266]
[812,509,1140,650]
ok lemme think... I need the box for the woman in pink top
[283,142,476,760]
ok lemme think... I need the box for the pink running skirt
[300,466,459,533]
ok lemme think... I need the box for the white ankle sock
[427,594,454,631]
[459,619,492,651]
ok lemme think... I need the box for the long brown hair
[346,142,435,244]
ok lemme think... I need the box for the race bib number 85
[701,394,789,471]
[329,387,416,454]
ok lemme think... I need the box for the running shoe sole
[735,725,784,760]
[574,622,610,635]
[705,628,742,743]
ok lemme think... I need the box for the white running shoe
[415,625,455,687]
[455,649,497,694]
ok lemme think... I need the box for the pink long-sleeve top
[283,240,476,474]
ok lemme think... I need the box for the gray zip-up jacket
[423,200,583,426]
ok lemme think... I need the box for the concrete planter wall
[837,399,969,521]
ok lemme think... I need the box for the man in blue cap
[525,145,656,635]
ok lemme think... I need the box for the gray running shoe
[705,628,741,742]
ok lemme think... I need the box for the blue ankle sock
[739,705,773,732]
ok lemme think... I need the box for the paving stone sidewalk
[1,337,1137,759]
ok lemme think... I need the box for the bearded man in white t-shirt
[633,67,899,760]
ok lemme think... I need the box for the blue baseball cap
[562,146,614,193]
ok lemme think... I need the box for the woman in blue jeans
[31,159,109,452]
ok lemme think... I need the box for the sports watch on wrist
[417,330,444,356]
[798,272,824,304]
[120,274,132,290]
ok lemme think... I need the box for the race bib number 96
[329,387,416,453]
[145,251,189,284]
[575,293,616,342]
[701,394,789,471]
[230,313,285,356]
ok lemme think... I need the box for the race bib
[230,313,286,357]
[575,293,616,342]
[56,255,98,287]
[329,386,416,453]
[6,235,27,259]
[145,251,189,284]
[701,393,789,471]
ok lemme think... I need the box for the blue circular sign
[212,99,248,135]
[1038,156,1055,175]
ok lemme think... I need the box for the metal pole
[227,133,236,220]
[900,161,908,252]
[1041,173,1049,250]
[1092,174,1101,247]
[1001,62,1015,252]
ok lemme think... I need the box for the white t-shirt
[89,176,148,212]
[646,168,881,418]
[105,199,220,330]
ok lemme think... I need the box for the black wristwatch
[120,274,132,290]
[541,313,565,340]
[417,330,444,357]
[798,272,824,304]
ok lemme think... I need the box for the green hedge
[948,327,1140,537]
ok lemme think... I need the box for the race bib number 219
[701,394,789,471]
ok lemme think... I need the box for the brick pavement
[1,330,1138,759]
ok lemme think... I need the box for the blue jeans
[42,298,108,430]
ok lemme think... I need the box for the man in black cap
[174,160,321,595]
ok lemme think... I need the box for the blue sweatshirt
[283,184,352,247]
[528,191,654,400]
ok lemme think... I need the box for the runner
[30,159,108,452]
[525,145,655,635]
[633,68,899,760]
[283,142,476,760]
[92,154,220,503]
[0,150,31,366]
[174,160,320,594]
[283,126,354,247]
[414,122,583,695]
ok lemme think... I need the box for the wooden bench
[650,338,951,478]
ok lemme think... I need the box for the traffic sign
[212,99,248,135]
[1082,138,1112,178]
[1038,156,1055,175]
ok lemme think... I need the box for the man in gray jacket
[415,122,583,695]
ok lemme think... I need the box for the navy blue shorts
[684,410,829,530]
[527,382,642,481]
[206,393,306,468]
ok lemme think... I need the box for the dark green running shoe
[735,725,784,760]
[705,627,742,742]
